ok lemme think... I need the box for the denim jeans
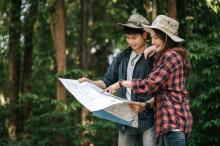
[157,131,186,146]
[118,126,156,146]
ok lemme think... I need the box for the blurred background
[0,0,220,145]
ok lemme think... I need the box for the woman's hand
[144,45,157,58]
[128,101,145,113]
[128,97,155,112]
[104,80,132,94]
[105,82,120,94]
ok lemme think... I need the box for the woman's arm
[132,52,177,96]
[106,51,180,96]
[104,80,132,94]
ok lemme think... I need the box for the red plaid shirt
[132,48,193,138]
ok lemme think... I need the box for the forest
[0,0,220,145]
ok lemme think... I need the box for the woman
[105,15,193,146]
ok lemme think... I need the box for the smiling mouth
[154,45,160,48]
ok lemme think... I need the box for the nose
[127,38,133,45]
[151,39,155,45]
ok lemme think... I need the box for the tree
[51,0,67,102]
[143,0,159,22]
[22,0,38,127]
[176,0,187,37]
[79,0,93,145]
[23,0,38,93]
[7,0,21,141]
[79,0,93,70]
[168,0,176,19]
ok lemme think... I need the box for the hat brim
[142,24,184,42]
[116,23,142,31]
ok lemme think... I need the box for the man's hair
[122,27,145,35]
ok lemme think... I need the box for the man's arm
[78,77,106,89]
[91,80,106,89]
[79,50,126,90]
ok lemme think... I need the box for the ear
[143,31,147,39]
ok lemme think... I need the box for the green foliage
[0,94,117,145]
[20,94,79,146]
[89,119,117,146]
[1,0,220,145]
[186,38,220,146]
[186,0,220,40]
[0,104,9,143]
[59,68,93,79]
[0,1,9,95]
[182,2,220,144]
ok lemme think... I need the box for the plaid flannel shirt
[132,48,193,138]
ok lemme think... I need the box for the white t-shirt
[126,51,142,101]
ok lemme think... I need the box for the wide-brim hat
[142,15,184,42]
[116,14,149,30]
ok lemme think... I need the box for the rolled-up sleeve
[132,52,177,96]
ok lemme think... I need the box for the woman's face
[150,30,165,53]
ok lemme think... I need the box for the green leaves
[186,37,220,145]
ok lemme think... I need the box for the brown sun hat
[116,14,150,30]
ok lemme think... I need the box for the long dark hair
[154,29,191,75]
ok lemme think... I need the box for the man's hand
[78,77,92,83]
[78,77,106,89]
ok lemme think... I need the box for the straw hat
[142,15,183,42]
[116,14,149,30]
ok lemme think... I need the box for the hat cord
[160,34,167,52]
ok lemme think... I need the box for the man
[79,13,156,146]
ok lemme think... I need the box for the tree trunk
[79,0,93,146]
[79,0,92,70]
[152,0,159,20]
[168,0,177,19]
[177,0,187,37]
[143,0,159,22]
[7,0,21,141]
[54,0,67,102]
[22,0,38,131]
[143,0,152,22]
[23,0,37,93]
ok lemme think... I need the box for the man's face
[125,32,147,51]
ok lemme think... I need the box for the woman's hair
[153,29,191,74]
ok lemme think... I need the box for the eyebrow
[151,34,156,38]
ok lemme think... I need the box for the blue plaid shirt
[103,47,154,134]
